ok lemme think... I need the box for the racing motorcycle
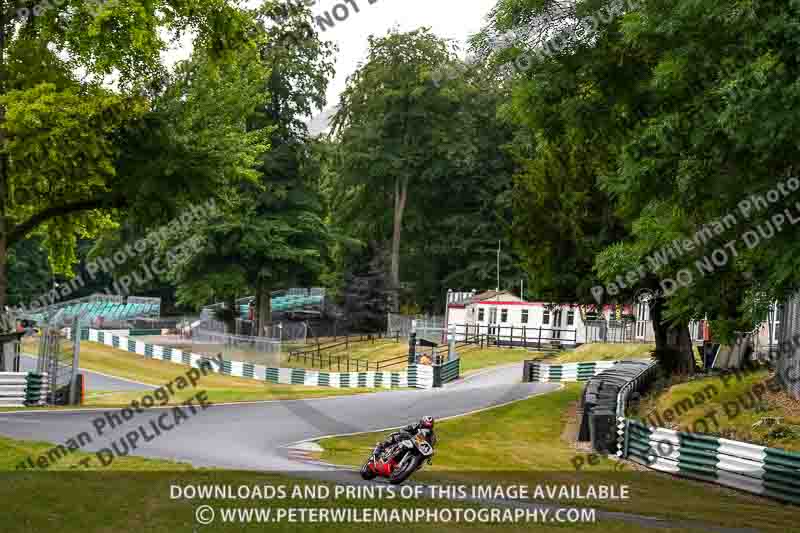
[360,428,435,484]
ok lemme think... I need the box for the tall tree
[481,0,800,373]
[331,29,459,310]
[164,0,336,335]
[0,0,255,309]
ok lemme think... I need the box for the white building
[445,290,632,346]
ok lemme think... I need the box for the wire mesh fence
[232,319,308,342]
[777,291,800,400]
[387,313,444,339]
[190,329,282,366]
[584,320,637,343]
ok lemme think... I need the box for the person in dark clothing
[373,416,436,458]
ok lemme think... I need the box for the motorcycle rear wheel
[389,454,422,485]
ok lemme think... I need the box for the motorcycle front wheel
[360,458,377,480]
[389,454,423,485]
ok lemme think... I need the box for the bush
[766,425,799,441]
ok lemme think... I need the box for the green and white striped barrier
[618,417,800,505]
[263,367,419,388]
[0,372,28,407]
[0,372,48,407]
[525,361,619,382]
[24,372,48,406]
[82,328,425,389]
[434,358,460,387]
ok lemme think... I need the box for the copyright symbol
[634,288,655,305]
[195,505,215,525]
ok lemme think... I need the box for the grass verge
[318,385,795,531]
[20,340,383,406]
[0,436,696,533]
[633,368,800,451]
[552,344,654,363]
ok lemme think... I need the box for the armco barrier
[434,357,460,387]
[129,329,163,336]
[0,372,27,407]
[523,360,620,382]
[0,372,48,407]
[619,418,800,505]
[24,373,48,406]
[264,367,412,388]
[594,358,800,505]
[80,329,426,389]
[578,360,659,452]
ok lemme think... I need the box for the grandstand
[24,294,161,325]
[237,288,325,318]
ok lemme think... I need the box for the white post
[70,316,82,405]
[496,240,501,291]
[448,324,456,361]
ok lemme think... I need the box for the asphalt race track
[0,363,556,471]
[0,363,761,532]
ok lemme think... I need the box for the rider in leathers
[373,416,436,458]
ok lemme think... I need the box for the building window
[478,308,485,321]
[501,309,508,322]
[567,309,575,326]
[521,309,529,323]
[542,309,550,325]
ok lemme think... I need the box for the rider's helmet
[420,416,434,429]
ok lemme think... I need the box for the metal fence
[233,319,308,342]
[387,313,444,339]
[190,328,282,366]
[777,291,800,399]
[584,320,636,343]
[585,319,705,345]
[450,323,577,348]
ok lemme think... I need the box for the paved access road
[0,363,555,470]
[18,354,152,393]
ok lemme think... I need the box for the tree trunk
[0,231,6,311]
[389,176,408,312]
[0,13,7,312]
[224,295,236,334]
[256,278,271,337]
[650,296,695,375]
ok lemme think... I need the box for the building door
[553,309,562,339]
[488,307,498,336]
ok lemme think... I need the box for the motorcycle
[360,428,435,484]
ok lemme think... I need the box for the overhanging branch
[7,193,128,246]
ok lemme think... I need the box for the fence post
[510,325,514,347]
[524,326,527,349]
[538,326,542,348]
[408,322,417,365]
[447,324,456,362]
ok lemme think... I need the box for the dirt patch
[766,387,800,418]
[561,400,593,452]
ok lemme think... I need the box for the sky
[163,0,499,131]
[307,0,498,108]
